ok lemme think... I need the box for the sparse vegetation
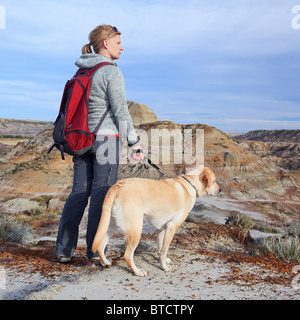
[31,195,54,208]
[0,215,33,244]
[0,134,30,139]
[59,195,68,202]
[214,142,229,148]
[252,222,300,262]
[226,213,300,262]
[16,206,61,230]
[2,195,16,202]
[26,208,43,216]
[226,212,256,231]
[288,222,300,238]
[13,159,45,172]
[258,236,300,262]
[256,224,281,234]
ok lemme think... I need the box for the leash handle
[131,148,143,155]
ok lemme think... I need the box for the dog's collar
[180,176,197,194]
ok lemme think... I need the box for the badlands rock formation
[0,101,299,226]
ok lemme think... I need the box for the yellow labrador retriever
[92,166,220,276]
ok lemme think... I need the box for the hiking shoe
[87,255,100,260]
[58,256,72,263]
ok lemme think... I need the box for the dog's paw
[135,269,148,277]
[160,258,172,272]
[101,258,112,267]
[163,264,172,272]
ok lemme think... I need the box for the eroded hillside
[1,119,299,224]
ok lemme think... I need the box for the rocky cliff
[0,118,53,137]
[236,129,300,171]
[127,100,158,125]
[0,103,299,229]
[235,130,300,143]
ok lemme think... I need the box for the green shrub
[258,236,300,262]
[226,212,256,231]
[27,208,43,216]
[257,224,281,234]
[31,195,53,208]
[0,134,30,139]
[288,222,300,238]
[0,216,33,244]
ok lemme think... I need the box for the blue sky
[0,0,300,133]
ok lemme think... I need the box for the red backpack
[48,62,113,160]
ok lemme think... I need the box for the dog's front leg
[159,223,177,272]
[157,229,172,266]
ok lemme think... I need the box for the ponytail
[82,43,92,54]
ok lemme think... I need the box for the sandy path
[25,243,299,300]
[26,250,298,300]
[1,200,299,301]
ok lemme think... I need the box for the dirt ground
[0,221,299,300]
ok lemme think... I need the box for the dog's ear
[201,168,211,188]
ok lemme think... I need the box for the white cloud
[1,0,300,131]
[1,0,299,57]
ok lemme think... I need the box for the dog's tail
[92,185,118,254]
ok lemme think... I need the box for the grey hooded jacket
[75,54,139,147]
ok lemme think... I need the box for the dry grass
[258,236,300,262]
[0,216,33,244]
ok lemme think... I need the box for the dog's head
[186,166,220,197]
[200,167,220,196]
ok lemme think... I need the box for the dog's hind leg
[99,222,117,266]
[124,222,147,277]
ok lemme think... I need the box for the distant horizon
[0,0,299,133]
[1,115,300,136]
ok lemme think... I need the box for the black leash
[132,149,197,192]
[132,149,172,178]
[144,155,173,178]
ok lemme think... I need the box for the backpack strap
[47,143,65,160]
[76,62,114,78]
[92,105,112,136]
[90,61,114,77]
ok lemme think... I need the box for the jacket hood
[75,54,117,69]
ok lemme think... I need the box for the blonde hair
[82,24,121,54]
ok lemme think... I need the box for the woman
[55,25,143,261]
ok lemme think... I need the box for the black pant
[55,136,120,258]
